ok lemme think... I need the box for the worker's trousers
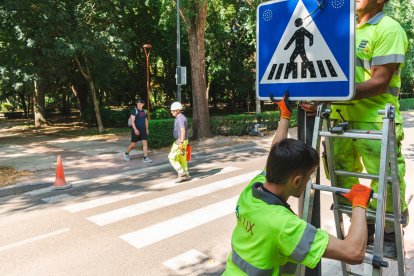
[168,140,189,176]
[332,122,407,218]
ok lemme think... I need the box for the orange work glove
[340,184,373,209]
[274,92,292,119]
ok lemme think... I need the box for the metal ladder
[300,103,405,276]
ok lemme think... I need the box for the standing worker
[123,99,152,163]
[168,102,191,183]
[330,0,409,247]
[223,94,373,275]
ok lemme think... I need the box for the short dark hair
[136,99,145,104]
[266,138,319,185]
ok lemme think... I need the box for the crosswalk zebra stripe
[88,171,259,226]
[62,167,241,213]
[120,196,238,249]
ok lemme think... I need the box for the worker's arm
[323,207,367,264]
[354,63,399,100]
[271,93,292,147]
[179,127,186,143]
[323,184,372,264]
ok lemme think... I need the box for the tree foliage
[0,0,413,132]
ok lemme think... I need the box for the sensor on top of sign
[263,9,272,21]
[332,0,345,9]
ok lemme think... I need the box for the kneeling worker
[223,94,373,275]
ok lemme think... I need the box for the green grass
[399,98,414,111]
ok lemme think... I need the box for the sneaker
[143,157,153,163]
[123,152,130,161]
[181,175,192,182]
[175,176,184,183]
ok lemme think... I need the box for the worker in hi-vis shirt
[330,0,408,248]
[223,94,373,276]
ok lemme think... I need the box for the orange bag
[186,144,192,161]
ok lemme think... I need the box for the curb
[0,182,51,198]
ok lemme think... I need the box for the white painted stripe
[42,194,74,203]
[63,191,149,213]
[88,171,258,226]
[0,228,70,252]
[148,166,241,190]
[62,167,242,213]
[163,249,220,275]
[120,196,237,249]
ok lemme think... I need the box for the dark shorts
[131,128,148,142]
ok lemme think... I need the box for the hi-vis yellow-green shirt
[223,172,329,276]
[331,12,407,123]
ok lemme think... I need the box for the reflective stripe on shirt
[356,54,405,69]
[278,262,297,276]
[232,248,273,276]
[290,224,317,263]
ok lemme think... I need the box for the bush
[399,98,414,111]
[147,118,193,149]
[151,107,171,119]
[1,102,15,112]
[81,108,130,127]
[210,109,297,136]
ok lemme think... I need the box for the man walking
[168,102,190,183]
[123,99,152,163]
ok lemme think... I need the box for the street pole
[176,0,181,103]
[297,108,321,276]
[143,44,152,120]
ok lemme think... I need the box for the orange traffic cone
[54,155,71,190]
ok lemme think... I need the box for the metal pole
[298,108,321,276]
[176,0,181,102]
[143,44,152,120]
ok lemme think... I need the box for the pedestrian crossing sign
[257,0,355,101]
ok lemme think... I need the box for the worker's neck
[357,8,382,25]
[264,181,290,202]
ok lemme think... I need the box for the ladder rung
[336,204,397,223]
[311,184,379,199]
[319,131,382,140]
[334,170,392,182]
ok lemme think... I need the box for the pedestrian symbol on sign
[260,0,347,85]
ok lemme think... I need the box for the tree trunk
[19,92,28,118]
[33,80,48,127]
[74,55,104,133]
[61,89,69,115]
[184,0,212,139]
[70,83,89,117]
[88,75,104,132]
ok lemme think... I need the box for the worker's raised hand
[272,92,292,119]
[299,102,318,116]
[340,184,373,209]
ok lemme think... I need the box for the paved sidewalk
[0,124,271,197]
